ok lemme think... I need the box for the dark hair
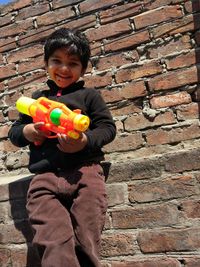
[44,28,91,69]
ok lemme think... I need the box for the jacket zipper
[56,89,62,99]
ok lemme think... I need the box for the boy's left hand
[57,133,88,153]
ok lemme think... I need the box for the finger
[34,122,45,129]
[57,134,69,146]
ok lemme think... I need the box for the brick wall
[0,0,200,266]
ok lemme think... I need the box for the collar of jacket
[47,79,85,95]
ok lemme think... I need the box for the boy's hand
[57,133,88,153]
[23,122,47,144]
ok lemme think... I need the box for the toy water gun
[16,96,90,145]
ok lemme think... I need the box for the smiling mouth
[56,75,71,81]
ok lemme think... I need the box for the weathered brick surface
[133,5,183,29]
[137,228,200,252]
[1,0,200,266]
[111,258,180,267]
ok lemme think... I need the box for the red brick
[111,103,142,117]
[184,258,200,267]
[10,246,41,267]
[143,0,182,10]
[0,20,33,38]
[9,0,31,10]
[0,112,5,123]
[104,133,144,153]
[0,0,31,13]
[150,91,192,109]
[0,53,3,64]
[146,124,200,146]
[5,91,21,107]
[79,0,122,14]
[7,44,43,63]
[8,109,21,121]
[133,5,183,30]
[18,27,54,46]
[107,159,162,183]
[0,201,9,223]
[137,228,200,252]
[0,222,32,244]
[0,13,12,27]
[129,175,197,203]
[7,70,46,91]
[0,82,5,92]
[115,120,124,132]
[116,60,163,83]
[0,37,17,53]
[111,258,180,267]
[100,2,142,24]
[124,111,176,131]
[181,200,200,218]
[37,7,75,27]
[106,183,127,207]
[101,82,146,102]
[148,35,191,59]
[90,41,102,56]
[166,49,200,70]
[100,88,122,103]
[104,30,150,52]
[151,14,199,38]
[10,248,27,267]
[18,56,44,74]
[0,248,11,267]
[84,72,112,88]
[0,63,16,80]
[100,233,135,257]
[112,204,179,229]
[16,3,50,21]
[95,51,139,71]
[121,81,147,99]
[164,148,200,173]
[148,66,198,91]
[3,140,19,153]
[7,76,25,90]
[0,125,10,138]
[61,15,96,32]
[176,103,200,120]
[87,19,131,42]
[52,0,80,9]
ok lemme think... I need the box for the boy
[8,28,116,267]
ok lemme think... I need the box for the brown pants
[26,163,107,267]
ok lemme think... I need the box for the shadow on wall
[192,1,200,112]
[8,176,41,267]
[8,162,111,267]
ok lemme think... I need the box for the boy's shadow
[192,1,200,107]
[8,162,111,267]
[8,176,41,267]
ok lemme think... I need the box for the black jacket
[8,80,116,173]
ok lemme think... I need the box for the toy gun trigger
[73,109,81,114]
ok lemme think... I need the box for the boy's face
[46,47,85,88]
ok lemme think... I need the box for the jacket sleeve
[8,90,42,147]
[8,113,33,147]
[85,90,116,150]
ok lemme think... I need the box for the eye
[69,61,80,67]
[52,59,61,64]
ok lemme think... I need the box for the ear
[44,60,48,70]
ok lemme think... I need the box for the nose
[60,64,69,72]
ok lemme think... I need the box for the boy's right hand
[23,122,47,144]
